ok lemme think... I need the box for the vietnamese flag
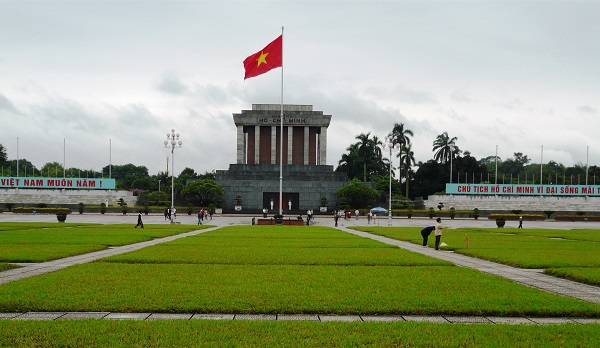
[243,35,282,80]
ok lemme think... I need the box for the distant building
[215,104,347,212]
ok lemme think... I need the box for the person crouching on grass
[420,225,435,247]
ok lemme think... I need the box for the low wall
[0,189,137,207]
[426,195,600,212]
[256,218,305,226]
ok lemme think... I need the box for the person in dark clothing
[421,226,434,247]
[135,213,144,228]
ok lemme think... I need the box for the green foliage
[147,191,170,205]
[371,174,401,196]
[336,133,388,182]
[335,178,379,208]
[0,143,7,165]
[181,179,225,206]
[319,196,328,207]
[544,210,555,218]
[432,131,458,164]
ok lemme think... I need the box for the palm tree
[388,123,413,177]
[401,144,416,198]
[432,132,458,164]
[371,135,383,161]
[356,133,372,182]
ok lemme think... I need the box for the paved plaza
[1,212,600,323]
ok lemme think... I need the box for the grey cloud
[450,90,471,103]
[577,105,597,114]
[156,73,189,95]
[0,93,19,114]
[115,104,160,130]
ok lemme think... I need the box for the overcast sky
[1,0,598,178]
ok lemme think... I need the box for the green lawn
[353,226,600,285]
[0,223,209,262]
[0,225,598,317]
[0,320,598,348]
[1,224,599,346]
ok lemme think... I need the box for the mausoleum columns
[233,104,332,165]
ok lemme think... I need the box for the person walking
[135,212,144,228]
[420,225,434,247]
[355,209,359,220]
[434,217,446,250]
[333,211,339,227]
[518,216,523,228]
[197,210,202,225]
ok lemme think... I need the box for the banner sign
[446,183,600,197]
[0,177,115,190]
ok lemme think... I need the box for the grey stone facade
[216,104,348,212]
[215,164,347,212]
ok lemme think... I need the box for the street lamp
[383,141,400,226]
[164,129,182,222]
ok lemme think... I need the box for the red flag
[243,35,282,80]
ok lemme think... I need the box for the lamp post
[158,180,161,191]
[383,141,399,226]
[164,129,182,221]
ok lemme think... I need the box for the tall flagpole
[540,145,543,185]
[279,26,284,215]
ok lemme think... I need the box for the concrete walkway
[1,213,600,323]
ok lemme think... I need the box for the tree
[452,152,488,183]
[411,160,448,199]
[40,162,65,177]
[335,178,379,208]
[147,190,170,206]
[0,144,7,165]
[400,144,416,198]
[432,132,458,164]
[337,135,388,182]
[336,143,362,179]
[479,155,501,174]
[388,122,414,188]
[371,174,402,203]
[499,152,531,177]
[181,179,225,206]
[356,132,372,182]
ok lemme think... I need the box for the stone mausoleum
[215,104,348,212]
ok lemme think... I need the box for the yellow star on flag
[243,35,282,79]
[256,51,269,67]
